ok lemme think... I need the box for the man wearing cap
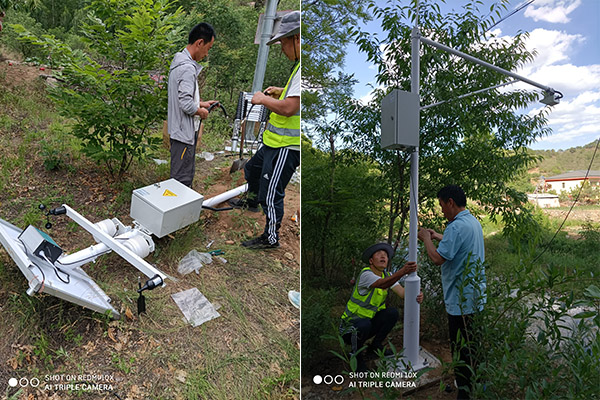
[340,243,423,371]
[229,11,301,249]
[418,185,486,400]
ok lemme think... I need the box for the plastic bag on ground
[171,288,220,327]
[178,249,213,275]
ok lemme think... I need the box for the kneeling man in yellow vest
[340,243,423,371]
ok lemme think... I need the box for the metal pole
[419,36,554,93]
[402,3,423,369]
[421,79,519,110]
[246,0,278,139]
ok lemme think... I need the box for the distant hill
[508,140,599,192]
[530,141,600,178]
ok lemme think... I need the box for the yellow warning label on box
[163,189,177,197]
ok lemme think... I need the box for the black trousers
[448,313,476,400]
[343,307,399,354]
[244,145,300,244]
[170,138,197,187]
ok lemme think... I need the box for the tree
[343,0,551,241]
[13,0,184,178]
[301,0,372,123]
[301,136,387,283]
[301,0,384,279]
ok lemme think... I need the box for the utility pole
[381,0,560,372]
[246,0,279,140]
[402,11,424,369]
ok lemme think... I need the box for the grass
[484,210,600,298]
[0,62,299,399]
[230,209,262,240]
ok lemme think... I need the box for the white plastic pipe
[202,184,248,208]
[94,219,117,237]
[57,230,139,267]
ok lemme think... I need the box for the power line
[488,0,536,31]
[532,137,600,264]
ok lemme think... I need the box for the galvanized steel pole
[419,36,554,93]
[246,0,279,138]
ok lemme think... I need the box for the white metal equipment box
[381,89,420,150]
[130,179,204,238]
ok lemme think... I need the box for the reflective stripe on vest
[342,267,389,320]
[262,63,300,148]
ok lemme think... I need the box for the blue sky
[343,0,600,150]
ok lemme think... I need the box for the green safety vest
[342,267,390,320]
[262,62,300,148]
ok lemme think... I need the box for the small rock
[175,370,187,383]
[46,77,58,88]
[284,252,294,261]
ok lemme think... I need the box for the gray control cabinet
[381,89,420,150]
[130,179,204,238]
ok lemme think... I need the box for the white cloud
[529,91,600,148]
[358,91,375,105]
[484,28,584,73]
[521,63,600,94]
[486,25,598,149]
[504,29,598,98]
[524,28,584,67]
[523,0,581,24]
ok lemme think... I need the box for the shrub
[300,286,340,372]
[469,280,600,399]
[11,0,184,178]
[0,10,44,58]
[301,138,388,284]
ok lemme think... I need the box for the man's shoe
[241,235,280,249]
[228,198,260,213]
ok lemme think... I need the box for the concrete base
[377,346,444,394]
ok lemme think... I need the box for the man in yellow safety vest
[230,11,301,249]
[340,243,423,371]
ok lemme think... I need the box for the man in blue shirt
[418,185,486,400]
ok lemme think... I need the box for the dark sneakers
[241,235,280,249]
[228,197,260,213]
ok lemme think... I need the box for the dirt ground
[541,207,600,222]
[0,60,300,399]
[301,334,456,400]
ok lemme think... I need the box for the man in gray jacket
[168,23,217,187]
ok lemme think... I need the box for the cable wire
[488,0,536,31]
[532,137,600,263]
[41,251,71,284]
